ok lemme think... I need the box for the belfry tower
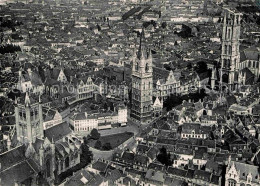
[220,7,242,91]
[15,92,44,144]
[131,30,153,124]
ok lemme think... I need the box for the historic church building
[0,92,81,185]
[220,7,260,90]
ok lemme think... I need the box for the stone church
[0,92,81,185]
[220,7,260,90]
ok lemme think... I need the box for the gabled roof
[121,151,135,164]
[241,67,255,85]
[64,169,104,186]
[43,108,59,122]
[0,158,40,186]
[232,161,259,183]
[44,122,71,142]
[240,46,260,62]
[145,169,165,183]
[92,160,109,173]
[0,145,26,171]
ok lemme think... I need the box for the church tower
[15,92,44,144]
[220,7,242,91]
[131,30,153,124]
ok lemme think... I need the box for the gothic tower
[220,7,242,91]
[131,30,153,124]
[15,92,44,144]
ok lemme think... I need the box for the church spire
[25,92,30,107]
[138,28,145,59]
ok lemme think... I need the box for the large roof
[240,46,260,62]
[0,145,40,185]
[44,121,72,142]
[233,161,259,183]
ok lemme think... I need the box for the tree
[38,65,45,82]
[94,140,102,149]
[90,128,100,140]
[187,63,192,70]
[110,103,114,111]
[157,147,172,167]
[80,136,93,167]
[0,44,21,54]
[102,143,112,150]
[104,102,108,110]
[195,61,208,74]
[161,22,167,29]
[7,89,21,100]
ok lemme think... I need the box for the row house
[181,123,211,139]
[17,68,44,94]
[69,104,127,132]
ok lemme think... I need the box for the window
[228,179,236,186]
[145,63,149,72]
[135,62,139,71]
[227,29,230,39]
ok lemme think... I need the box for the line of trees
[163,89,208,111]
[0,44,21,54]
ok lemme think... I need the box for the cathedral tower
[15,92,44,144]
[131,30,153,124]
[220,7,242,91]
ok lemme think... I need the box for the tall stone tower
[15,92,44,144]
[220,7,242,91]
[131,31,153,124]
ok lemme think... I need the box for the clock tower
[15,92,44,144]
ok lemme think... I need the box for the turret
[25,92,32,143]
[39,144,44,167]
[7,135,11,150]
[51,138,56,179]
[38,94,44,139]
[25,91,31,107]
[242,72,246,85]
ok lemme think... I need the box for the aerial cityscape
[0,0,260,185]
